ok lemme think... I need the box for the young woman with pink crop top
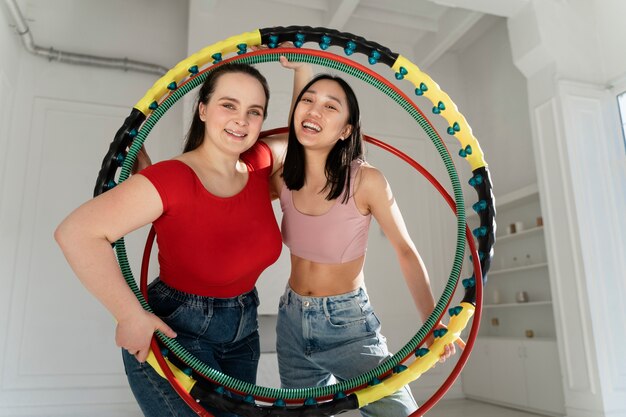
[270,66,456,416]
[55,63,283,417]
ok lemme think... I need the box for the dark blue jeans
[122,279,261,417]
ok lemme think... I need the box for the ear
[340,125,353,140]
[198,103,207,122]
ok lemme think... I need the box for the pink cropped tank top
[279,160,372,264]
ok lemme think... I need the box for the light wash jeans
[276,285,418,417]
[122,279,260,417]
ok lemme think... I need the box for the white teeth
[302,122,321,132]
[225,129,246,138]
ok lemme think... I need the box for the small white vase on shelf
[491,288,501,304]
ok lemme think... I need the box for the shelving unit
[465,183,556,339]
[462,184,565,415]
[488,262,548,276]
[495,225,543,242]
[483,301,552,309]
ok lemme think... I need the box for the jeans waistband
[150,278,259,308]
[284,284,364,306]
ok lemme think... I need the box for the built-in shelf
[463,185,565,416]
[480,336,557,342]
[466,183,539,219]
[489,262,548,276]
[484,301,552,309]
[496,225,543,242]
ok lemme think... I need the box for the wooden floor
[342,398,551,417]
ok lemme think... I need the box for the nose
[234,111,249,126]
[307,104,322,118]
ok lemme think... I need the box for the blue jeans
[276,285,418,417]
[122,279,260,417]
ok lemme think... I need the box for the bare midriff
[287,254,366,296]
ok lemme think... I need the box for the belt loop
[322,297,330,317]
[286,287,293,305]
[205,296,214,317]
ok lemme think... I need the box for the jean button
[303,301,310,307]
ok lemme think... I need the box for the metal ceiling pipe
[4,0,169,75]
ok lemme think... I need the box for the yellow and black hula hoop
[95,26,495,417]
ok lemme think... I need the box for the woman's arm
[359,166,455,361]
[261,132,288,176]
[132,144,152,173]
[54,175,176,362]
[269,167,284,200]
[260,56,314,175]
[280,55,314,120]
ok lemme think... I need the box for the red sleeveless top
[140,142,282,297]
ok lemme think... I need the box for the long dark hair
[183,63,270,153]
[283,74,363,203]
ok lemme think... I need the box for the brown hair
[183,63,270,152]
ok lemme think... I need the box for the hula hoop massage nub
[95,26,495,417]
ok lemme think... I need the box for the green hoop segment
[95,27,495,404]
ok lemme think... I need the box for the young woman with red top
[55,63,283,417]
[270,66,456,417]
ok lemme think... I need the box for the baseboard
[0,403,142,417]
[465,395,562,417]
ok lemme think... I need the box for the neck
[193,141,243,176]
[303,149,330,186]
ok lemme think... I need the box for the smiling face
[293,78,353,152]
[198,72,267,156]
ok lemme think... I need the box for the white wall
[457,19,535,194]
[0,1,534,413]
[508,1,626,416]
[423,17,536,205]
[0,4,22,414]
[597,0,626,83]
[0,1,188,415]
[185,0,484,401]
[0,0,21,224]
[4,0,624,416]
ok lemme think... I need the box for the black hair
[183,63,270,153]
[283,74,363,203]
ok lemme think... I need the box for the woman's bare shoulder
[357,162,387,190]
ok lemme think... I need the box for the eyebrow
[304,89,343,107]
[219,96,265,111]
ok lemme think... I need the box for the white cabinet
[462,338,527,407]
[460,338,493,399]
[524,339,565,415]
[488,338,528,408]
[462,185,565,415]
[462,338,565,415]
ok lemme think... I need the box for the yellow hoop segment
[146,349,197,392]
[355,302,475,407]
[134,30,263,115]
[392,56,486,170]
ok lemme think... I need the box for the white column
[508,1,626,417]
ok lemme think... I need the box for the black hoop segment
[465,166,495,303]
[94,109,145,197]
[259,26,398,66]
[139,131,486,417]
[93,25,496,416]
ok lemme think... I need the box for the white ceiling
[10,0,529,69]
[261,0,528,67]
